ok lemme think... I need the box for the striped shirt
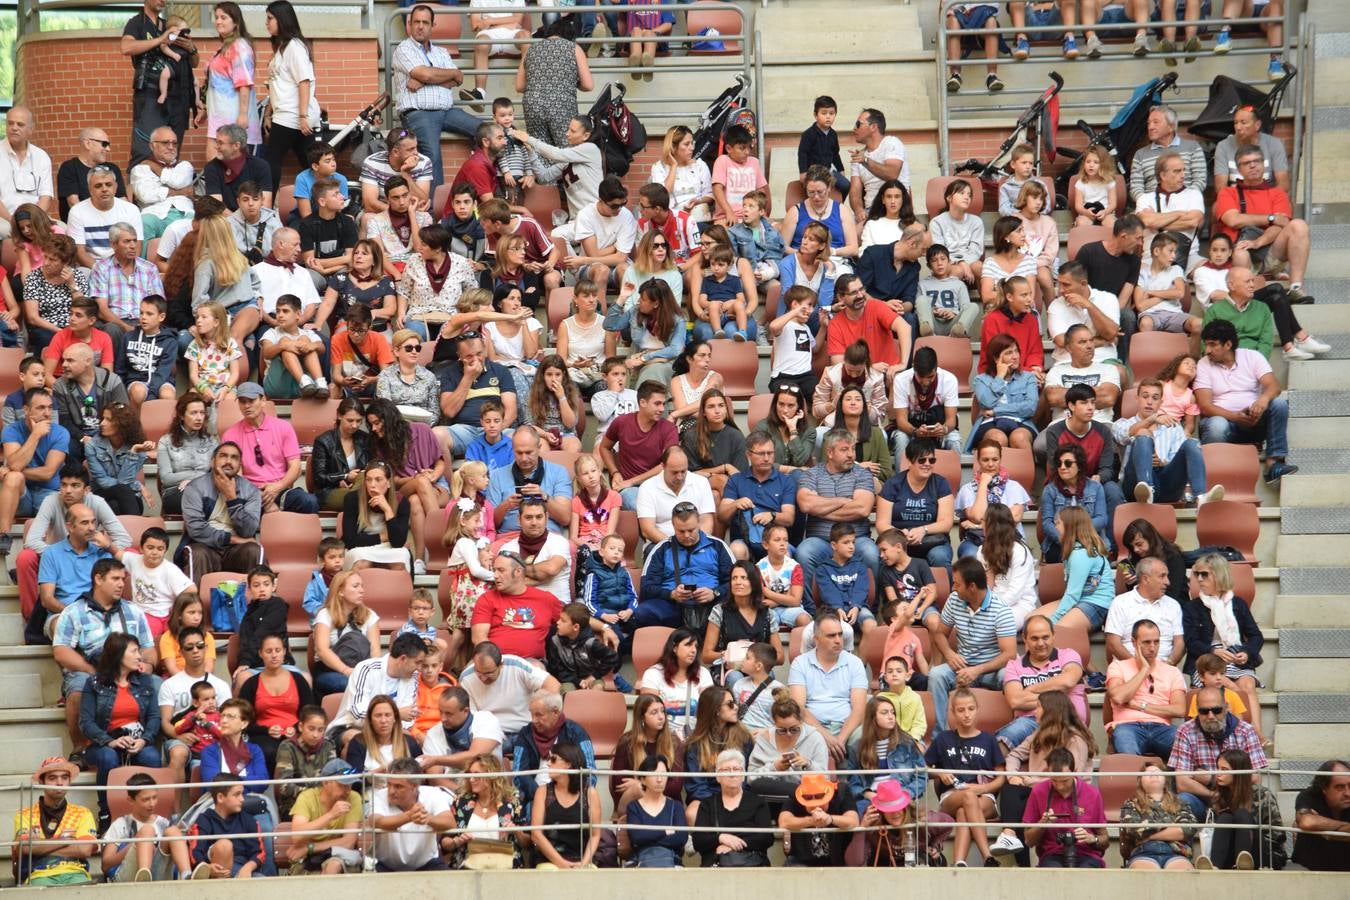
[797,462,876,540]
[88,256,164,320]
[939,591,1017,667]
[392,37,460,113]
[331,654,418,731]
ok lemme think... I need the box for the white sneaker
[314,377,329,392]
[1134,482,1154,504]
[1296,335,1331,355]
[413,558,427,575]
[1284,344,1315,361]
[989,832,1023,855]
[1197,485,1225,508]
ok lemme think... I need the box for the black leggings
[1210,809,1257,870]
[93,483,144,516]
[266,123,313,201]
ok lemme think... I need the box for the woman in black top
[341,460,413,571]
[323,240,396,329]
[312,398,371,510]
[701,562,783,683]
[531,742,603,868]
[681,389,748,496]
[1121,518,1189,605]
[692,750,773,867]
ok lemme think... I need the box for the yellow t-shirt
[289,787,363,842]
[13,801,96,882]
[1187,686,1246,718]
[159,629,217,673]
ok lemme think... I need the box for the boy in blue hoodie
[119,295,178,408]
[302,538,345,622]
[808,522,877,640]
[187,776,269,878]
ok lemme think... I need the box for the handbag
[463,837,515,871]
[710,801,767,867]
[331,626,372,668]
[1197,808,1215,860]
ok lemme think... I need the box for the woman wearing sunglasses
[617,229,682,309]
[1182,553,1264,726]
[1039,444,1108,564]
[876,437,954,575]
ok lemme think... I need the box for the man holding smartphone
[633,502,734,634]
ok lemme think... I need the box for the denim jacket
[846,738,927,816]
[85,438,148,490]
[79,671,160,747]
[603,301,687,362]
[729,220,786,268]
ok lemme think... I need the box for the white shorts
[477,26,524,55]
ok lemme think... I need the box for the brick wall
[15,30,378,170]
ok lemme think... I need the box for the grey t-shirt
[1214,132,1288,186]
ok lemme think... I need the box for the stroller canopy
[1190,67,1296,143]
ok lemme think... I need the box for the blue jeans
[692,317,758,343]
[928,665,1004,731]
[313,668,349,698]
[279,487,320,514]
[445,423,485,455]
[630,596,681,629]
[1111,721,1177,757]
[87,743,163,812]
[1200,396,1289,460]
[1123,435,1208,502]
[1178,791,1208,821]
[797,534,879,610]
[997,714,1038,749]
[619,485,641,510]
[402,107,484,192]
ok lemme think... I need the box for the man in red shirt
[449,122,506,208]
[1214,144,1311,300]
[470,549,561,661]
[825,273,911,375]
[597,380,679,510]
[478,197,561,292]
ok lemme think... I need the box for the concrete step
[1286,304,1350,334]
[1277,447,1350,476]
[0,613,23,646]
[762,63,938,135]
[1311,223,1350,251]
[1274,595,1350,628]
[1288,390,1350,418]
[1276,657,1350,692]
[1281,507,1350,534]
[1288,415,1350,446]
[1273,628,1350,658]
[1277,533,1350,564]
[1272,723,1350,759]
[2,674,44,711]
[759,1,924,63]
[1278,473,1350,506]
[0,648,62,707]
[0,707,69,755]
[1277,760,1324,793]
[1278,693,1350,724]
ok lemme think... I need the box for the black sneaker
[67,748,87,770]
[0,533,12,557]
[986,72,1005,92]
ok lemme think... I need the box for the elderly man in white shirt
[635,445,717,545]
[251,227,328,331]
[129,125,195,240]
[0,106,55,238]
[1133,150,1205,272]
[1104,556,1186,665]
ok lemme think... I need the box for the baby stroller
[587,82,647,178]
[1189,65,1297,143]
[953,72,1063,206]
[692,74,756,167]
[1052,70,1178,200]
[331,92,392,172]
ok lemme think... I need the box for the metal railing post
[936,3,950,176]
[754,29,765,168]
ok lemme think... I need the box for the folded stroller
[953,72,1063,207]
[1189,65,1297,143]
[692,74,756,167]
[587,82,647,178]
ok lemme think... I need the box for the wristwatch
[1267,214,1276,224]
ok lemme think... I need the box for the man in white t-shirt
[68,166,144,269]
[635,445,717,544]
[418,685,504,777]
[1133,150,1204,272]
[848,108,907,223]
[500,498,572,604]
[459,641,559,741]
[565,175,636,309]
[891,346,962,459]
[1043,324,1122,424]
[1047,262,1121,366]
[1104,556,1185,665]
[368,757,455,871]
[252,227,325,327]
[157,623,232,780]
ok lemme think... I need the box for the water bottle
[1183,483,1195,505]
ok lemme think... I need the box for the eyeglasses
[1057,459,1078,468]
[86,138,112,149]
[181,642,206,651]
[1198,706,1225,716]
[774,725,802,736]
[151,138,178,146]
[401,342,422,352]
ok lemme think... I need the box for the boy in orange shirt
[328,304,392,399]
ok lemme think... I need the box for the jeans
[1200,396,1289,460]
[313,668,349,698]
[630,596,681,629]
[279,487,320,514]
[1110,721,1177,758]
[1210,809,1258,869]
[87,743,162,812]
[444,423,485,455]
[692,317,758,343]
[796,534,879,609]
[911,540,953,577]
[997,714,1038,749]
[1122,436,1207,502]
[928,665,1004,731]
[1178,791,1208,822]
[619,485,641,510]
[402,107,484,192]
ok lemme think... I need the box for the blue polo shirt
[1,420,72,491]
[722,467,798,545]
[787,649,868,726]
[38,540,113,608]
[486,459,574,534]
[465,433,515,471]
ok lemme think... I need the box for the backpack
[209,580,248,633]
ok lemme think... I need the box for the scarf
[579,486,614,522]
[1199,260,1233,273]
[1200,590,1242,648]
[1054,473,1086,501]
[444,711,475,753]
[221,152,248,184]
[531,713,568,762]
[985,468,1010,506]
[263,252,295,272]
[388,209,411,244]
[517,529,548,559]
[910,374,938,412]
[425,253,452,294]
[219,736,253,777]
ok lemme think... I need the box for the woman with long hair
[345,694,421,773]
[156,391,216,515]
[753,384,814,472]
[10,203,64,280]
[682,685,754,820]
[364,397,448,573]
[1044,505,1114,632]
[238,632,316,772]
[79,632,160,815]
[263,0,320,194]
[311,570,380,697]
[649,125,714,222]
[859,179,916,250]
[1119,763,1196,870]
[637,628,713,739]
[979,216,1040,309]
[1183,553,1265,724]
[397,223,480,341]
[341,460,413,571]
[524,355,583,452]
[617,228,682,308]
[604,277,687,386]
[701,561,781,684]
[21,234,86,354]
[483,283,543,399]
[531,742,603,869]
[681,389,746,497]
[1039,444,1108,563]
[669,339,723,428]
[86,402,154,514]
[847,696,926,817]
[610,694,684,809]
[991,689,1097,866]
[1121,518,1188,604]
[480,233,544,309]
[311,398,371,511]
[192,213,261,345]
[956,438,1032,557]
[825,383,893,488]
[1202,748,1287,870]
[446,753,526,869]
[970,332,1039,451]
[975,502,1038,626]
[775,221,836,331]
[204,1,260,157]
[323,239,396,329]
[977,274,1045,377]
[374,327,440,422]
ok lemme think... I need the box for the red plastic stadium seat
[548,286,574,337]
[140,399,177,446]
[631,626,674,676]
[107,767,179,820]
[119,515,166,551]
[1066,224,1112,261]
[260,512,324,570]
[746,393,772,431]
[276,185,297,223]
[563,689,628,760]
[1201,443,1261,505]
[1127,332,1190,382]
[1112,502,1178,559]
[289,399,342,450]
[1195,500,1259,563]
[708,338,759,400]
[914,335,973,394]
[924,176,983,220]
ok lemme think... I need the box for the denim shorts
[1152,0,1213,21]
[1069,601,1110,630]
[1025,6,1062,41]
[1128,840,1189,868]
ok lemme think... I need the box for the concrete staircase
[1269,0,1350,808]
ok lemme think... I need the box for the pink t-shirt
[572,488,621,549]
[881,626,925,675]
[1003,648,1088,724]
[1194,348,1272,413]
[222,415,302,487]
[712,156,768,219]
[1160,381,1199,421]
[1106,658,1186,727]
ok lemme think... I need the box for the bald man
[52,343,130,448]
[1202,265,1328,362]
[486,428,573,533]
[57,127,127,220]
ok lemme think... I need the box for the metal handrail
[1295,14,1314,218]
[380,3,755,136]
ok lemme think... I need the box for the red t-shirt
[1212,183,1292,242]
[485,215,554,265]
[108,683,141,731]
[470,585,562,660]
[450,150,500,210]
[826,300,901,366]
[43,328,116,377]
[603,413,680,481]
[979,307,1046,372]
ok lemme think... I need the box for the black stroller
[1052,70,1179,200]
[1189,65,1297,143]
[953,72,1063,209]
[587,82,647,178]
[692,74,756,167]
[332,92,392,171]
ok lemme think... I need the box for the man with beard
[1168,685,1267,819]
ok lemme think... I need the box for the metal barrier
[381,3,756,144]
[935,0,1300,174]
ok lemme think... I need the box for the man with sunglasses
[1168,686,1268,820]
[221,382,319,514]
[57,129,126,221]
[158,623,232,782]
[847,108,907,226]
[180,442,264,583]
[562,175,635,310]
[0,106,55,238]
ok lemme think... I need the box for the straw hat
[33,757,79,782]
